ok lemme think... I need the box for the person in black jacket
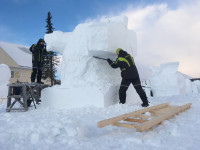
[30,39,47,83]
[107,48,149,107]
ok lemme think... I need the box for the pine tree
[43,11,60,86]
[45,12,54,33]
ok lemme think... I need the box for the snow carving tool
[93,56,107,60]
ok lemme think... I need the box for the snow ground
[0,94,199,150]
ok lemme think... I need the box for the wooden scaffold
[6,82,49,112]
[97,103,192,132]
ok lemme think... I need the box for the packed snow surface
[0,94,199,150]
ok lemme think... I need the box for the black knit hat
[38,38,45,43]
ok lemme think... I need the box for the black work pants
[119,78,148,104]
[31,61,43,82]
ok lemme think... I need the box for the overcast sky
[0,0,199,78]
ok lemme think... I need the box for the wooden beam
[97,103,169,128]
[134,115,152,119]
[124,118,147,123]
[149,105,178,116]
[112,122,138,129]
[135,103,192,132]
[6,108,27,111]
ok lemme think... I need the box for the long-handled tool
[93,56,150,88]
[93,56,107,60]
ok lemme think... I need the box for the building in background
[0,41,50,84]
[0,41,31,83]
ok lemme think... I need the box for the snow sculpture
[45,16,136,58]
[42,16,140,109]
[192,80,200,93]
[149,62,193,97]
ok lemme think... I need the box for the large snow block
[192,80,200,93]
[42,16,140,109]
[45,16,137,58]
[149,62,192,97]
[41,84,141,109]
[42,86,104,108]
[87,20,137,57]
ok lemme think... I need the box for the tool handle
[93,56,107,60]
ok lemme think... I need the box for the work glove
[107,59,113,65]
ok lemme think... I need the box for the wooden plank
[6,108,27,111]
[7,95,23,98]
[124,118,147,123]
[7,84,23,87]
[136,103,192,132]
[97,103,169,128]
[134,115,152,119]
[7,87,12,108]
[149,105,178,116]
[112,122,138,129]
[8,100,17,109]
[22,84,28,111]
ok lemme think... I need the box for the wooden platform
[6,82,49,112]
[97,103,192,132]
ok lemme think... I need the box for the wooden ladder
[97,103,192,132]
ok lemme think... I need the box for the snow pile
[43,16,140,108]
[192,80,200,93]
[148,62,194,97]
[0,64,11,98]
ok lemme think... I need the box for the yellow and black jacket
[109,50,139,79]
[29,43,47,63]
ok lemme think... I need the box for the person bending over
[107,48,149,107]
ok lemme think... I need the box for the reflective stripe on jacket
[30,44,46,62]
[110,50,139,79]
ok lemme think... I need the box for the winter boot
[37,81,44,84]
[119,92,126,104]
[27,99,32,107]
[141,102,149,107]
[139,92,149,107]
